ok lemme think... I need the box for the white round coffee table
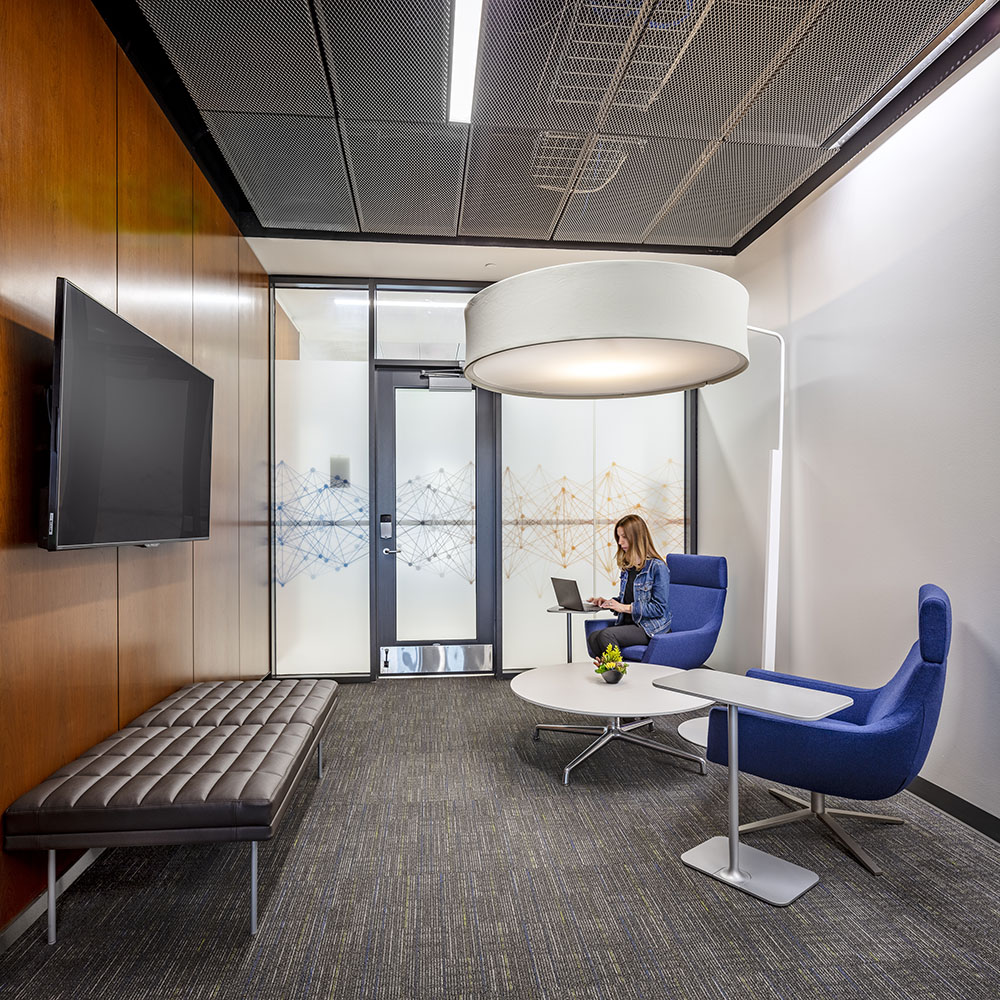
[510,662,713,784]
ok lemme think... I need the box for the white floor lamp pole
[748,326,785,672]
[674,323,786,748]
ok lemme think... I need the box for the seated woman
[587,513,671,660]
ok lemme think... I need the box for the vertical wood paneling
[274,302,301,360]
[0,0,120,930]
[115,52,195,725]
[193,174,241,680]
[238,240,271,679]
[1,6,273,934]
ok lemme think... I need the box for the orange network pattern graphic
[502,461,686,585]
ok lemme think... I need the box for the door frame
[268,276,696,682]
[371,363,501,677]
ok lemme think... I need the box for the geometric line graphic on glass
[274,461,370,586]
[503,460,684,587]
[274,459,684,586]
[274,460,475,587]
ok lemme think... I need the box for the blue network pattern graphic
[274,461,477,587]
[274,462,369,586]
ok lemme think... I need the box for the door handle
[382,548,401,555]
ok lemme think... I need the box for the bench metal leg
[317,741,323,780]
[250,841,258,935]
[47,850,56,945]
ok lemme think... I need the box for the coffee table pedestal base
[681,836,819,906]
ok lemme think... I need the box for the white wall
[700,40,1000,817]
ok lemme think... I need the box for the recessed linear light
[828,0,999,150]
[448,0,484,123]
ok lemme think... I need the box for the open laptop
[551,578,606,612]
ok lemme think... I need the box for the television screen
[42,278,214,550]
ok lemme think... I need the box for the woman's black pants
[586,623,650,659]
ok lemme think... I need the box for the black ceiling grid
[136,0,359,232]
[733,1,1000,252]
[90,0,257,230]
[205,113,358,231]
[107,0,996,254]
[340,121,468,236]
[313,1,467,236]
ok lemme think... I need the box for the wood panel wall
[274,302,301,361]
[0,0,271,931]
[238,242,271,680]
[193,175,242,682]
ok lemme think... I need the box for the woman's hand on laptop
[588,596,606,607]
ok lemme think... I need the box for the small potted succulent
[594,643,627,684]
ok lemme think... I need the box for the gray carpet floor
[2,676,999,1000]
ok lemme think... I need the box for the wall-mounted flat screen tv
[41,278,214,550]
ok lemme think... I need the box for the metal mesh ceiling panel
[341,121,467,235]
[204,113,358,231]
[460,127,576,239]
[130,0,984,248]
[553,136,710,244]
[728,0,973,145]
[136,0,334,115]
[642,140,834,245]
[600,0,832,142]
[314,0,453,121]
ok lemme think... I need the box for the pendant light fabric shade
[463,261,750,398]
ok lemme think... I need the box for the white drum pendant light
[463,261,750,398]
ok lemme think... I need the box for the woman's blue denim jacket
[616,558,671,636]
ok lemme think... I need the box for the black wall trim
[733,6,1000,253]
[91,0,258,231]
[242,223,730,256]
[908,776,1000,844]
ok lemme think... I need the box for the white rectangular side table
[652,668,852,906]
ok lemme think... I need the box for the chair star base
[740,789,904,875]
[533,718,707,784]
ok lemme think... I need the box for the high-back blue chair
[584,553,727,668]
[706,583,951,874]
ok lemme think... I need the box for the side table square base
[681,836,819,906]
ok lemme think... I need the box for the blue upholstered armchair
[584,553,728,668]
[706,584,952,874]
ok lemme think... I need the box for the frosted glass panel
[376,290,474,360]
[273,290,370,675]
[395,389,477,641]
[502,394,685,670]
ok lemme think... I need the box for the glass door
[373,367,498,675]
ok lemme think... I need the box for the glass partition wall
[272,279,692,679]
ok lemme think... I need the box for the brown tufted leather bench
[3,677,337,942]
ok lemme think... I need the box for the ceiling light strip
[827,0,1000,150]
[449,0,485,122]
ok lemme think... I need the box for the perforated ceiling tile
[728,0,972,145]
[553,136,704,244]
[204,113,358,231]
[459,127,576,240]
[314,0,452,122]
[342,121,467,235]
[602,0,826,142]
[473,0,610,133]
[129,0,985,247]
[136,0,334,115]
[642,140,834,245]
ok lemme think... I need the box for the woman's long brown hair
[614,514,663,570]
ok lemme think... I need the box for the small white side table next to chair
[653,668,852,906]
